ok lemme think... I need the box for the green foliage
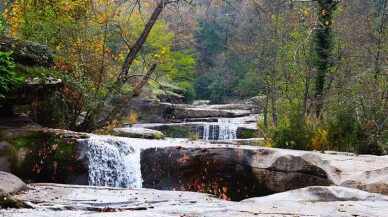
[176,81,196,104]
[0,51,21,99]
[237,70,265,99]
[240,129,257,139]
[163,50,196,83]
[14,64,60,79]
[270,105,386,155]
[194,76,212,100]
[324,108,363,153]
[0,192,25,208]
[195,19,223,67]
[271,108,314,150]
[0,16,5,34]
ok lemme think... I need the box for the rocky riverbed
[1,105,388,216]
[1,183,387,216]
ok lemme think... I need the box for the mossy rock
[14,64,60,79]
[0,190,25,208]
[237,128,258,139]
[0,35,54,67]
[0,129,88,184]
[165,126,196,138]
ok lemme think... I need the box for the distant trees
[250,0,388,154]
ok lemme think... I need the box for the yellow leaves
[128,114,138,124]
[311,129,329,150]
[303,9,308,16]
[324,20,332,26]
[145,2,150,8]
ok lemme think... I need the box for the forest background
[0,0,387,154]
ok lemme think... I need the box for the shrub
[177,81,196,104]
[0,51,21,99]
[272,110,314,150]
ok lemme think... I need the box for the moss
[153,132,165,140]
[0,192,25,208]
[239,129,257,139]
[0,35,54,67]
[14,64,60,79]
[165,126,195,138]
[3,130,87,184]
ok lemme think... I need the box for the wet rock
[113,128,165,139]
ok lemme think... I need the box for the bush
[177,81,196,104]
[0,51,21,99]
[272,109,314,150]
[270,105,385,155]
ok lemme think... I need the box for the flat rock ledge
[1,184,387,216]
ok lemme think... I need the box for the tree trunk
[118,0,166,83]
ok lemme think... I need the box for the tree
[312,0,339,117]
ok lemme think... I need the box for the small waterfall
[218,125,238,140]
[85,136,142,189]
[196,120,238,140]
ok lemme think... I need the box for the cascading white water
[218,124,238,140]
[85,136,142,189]
[196,117,238,140]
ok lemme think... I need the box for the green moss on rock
[0,35,54,67]
[165,126,195,138]
[2,130,87,184]
[0,190,25,209]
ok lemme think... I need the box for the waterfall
[218,125,238,140]
[85,136,142,189]
[196,119,238,140]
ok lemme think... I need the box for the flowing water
[85,136,142,189]
[196,123,238,140]
[195,116,260,140]
[84,114,260,188]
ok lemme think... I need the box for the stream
[85,105,261,189]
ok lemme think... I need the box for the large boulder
[1,184,387,216]
[0,141,14,172]
[0,171,26,194]
[140,141,388,199]
[0,126,90,185]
